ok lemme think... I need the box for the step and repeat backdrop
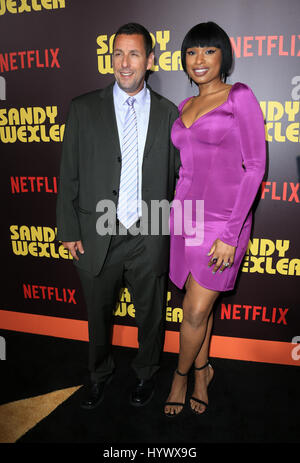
[0,0,299,366]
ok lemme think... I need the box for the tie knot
[126,96,135,107]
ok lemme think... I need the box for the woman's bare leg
[190,311,214,414]
[164,274,219,415]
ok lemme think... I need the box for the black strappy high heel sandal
[164,368,189,418]
[189,361,214,415]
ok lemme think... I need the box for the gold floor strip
[0,386,82,443]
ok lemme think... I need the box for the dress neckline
[179,83,236,129]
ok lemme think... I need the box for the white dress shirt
[113,81,151,216]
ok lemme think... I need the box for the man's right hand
[62,240,84,261]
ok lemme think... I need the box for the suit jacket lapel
[143,88,162,158]
[97,83,121,155]
[96,84,161,159]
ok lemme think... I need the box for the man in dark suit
[56,23,180,409]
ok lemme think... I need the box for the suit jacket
[56,82,180,276]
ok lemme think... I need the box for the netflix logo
[261,181,299,203]
[220,303,288,325]
[230,34,300,58]
[0,48,60,72]
[23,283,77,304]
[10,176,58,194]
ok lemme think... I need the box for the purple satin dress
[169,82,266,291]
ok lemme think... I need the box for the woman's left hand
[207,239,236,274]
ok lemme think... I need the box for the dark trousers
[77,229,167,383]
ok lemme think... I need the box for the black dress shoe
[130,378,155,407]
[80,374,113,410]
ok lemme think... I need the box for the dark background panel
[0,0,299,350]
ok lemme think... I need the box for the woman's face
[185,46,222,86]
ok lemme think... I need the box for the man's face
[112,34,154,95]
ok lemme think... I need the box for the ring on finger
[211,258,217,264]
[224,262,230,267]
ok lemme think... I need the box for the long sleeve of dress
[218,83,266,247]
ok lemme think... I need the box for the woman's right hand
[207,238,236,274]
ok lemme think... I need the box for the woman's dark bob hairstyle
[181,22,233,83]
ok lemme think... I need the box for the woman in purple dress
[164,22,266,417]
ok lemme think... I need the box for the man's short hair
[113,23,154,57]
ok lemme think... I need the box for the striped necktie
[117,96,139,229]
